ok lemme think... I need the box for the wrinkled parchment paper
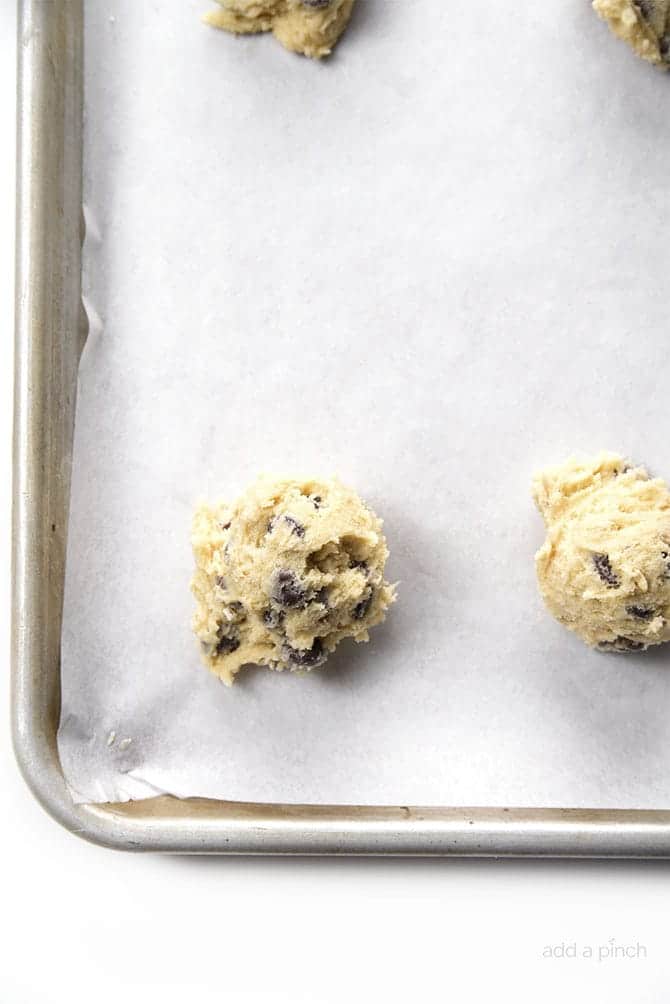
[59,0,670,806]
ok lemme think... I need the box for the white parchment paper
[59,0,670,807]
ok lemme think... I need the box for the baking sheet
[58,0,670,807]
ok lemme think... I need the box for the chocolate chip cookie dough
[593,0,670,67]
[204,0,355,58]
[533,452,670,652]
[191,475,396,684]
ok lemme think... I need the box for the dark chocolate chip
[312,495,322,509]
[353,591,373,620]
[262,607,285,630]
[283,515,305,538]
[312,587,329,607]
[215,634,240,656]
[662,551,670,580]
[626,605,655,620]
[219,521,231,531]
[281,638,326,669]
[215,575,227,589]
[271,569,307,609]
[593,553,620,589]
[599,636,646,652]
[267,514,305,537]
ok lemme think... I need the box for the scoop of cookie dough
[593,0,670,68]
[191,475,396,684]
[204,0,355,58]
[533,452,670,652]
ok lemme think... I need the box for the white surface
[60,0,670,807]
[3,5,670,1004]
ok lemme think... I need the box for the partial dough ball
[204,0,355,58]
[191,475,396,684]
[593,0,670,68]
[533,452,670,652]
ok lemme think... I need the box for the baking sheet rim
[12,0,670,856]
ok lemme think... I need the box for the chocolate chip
[312,587,329,607]
[634,0,654,21]
[626,605,655,620]
[283,515,305,538]
[215,634,240,656]
[350,559,368,573]
[267,514,305,537]
[312,495,322,509]
[215,575,227,589]
[229,601,245,614]
[281,639,326,669]
[623,639,646,651]
[598,636,646,652]
[353,591,373,620]
[593,553,620,589]
[262,607,285,630]
[219,521,231,531]
[271,569,307,608]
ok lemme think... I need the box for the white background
[2,4,670,1002]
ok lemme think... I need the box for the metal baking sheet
[11,0,670,855]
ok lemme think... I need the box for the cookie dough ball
[533,452,670,652]
[204,0,355,59]
[191,475,396,684]
[593,0,670,68]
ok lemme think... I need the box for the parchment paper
[59,0,670,806]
